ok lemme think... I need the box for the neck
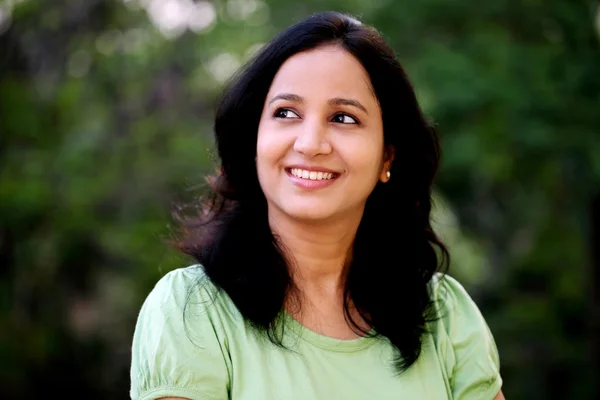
[268,208,363,294]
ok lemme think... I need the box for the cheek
[256,124,291,164]
[255,136,269,180]
[256,120,272,159]
[256,133,276,168]
[344,136,385,175]
[256,129,287,181]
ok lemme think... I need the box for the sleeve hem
[136,386,219,400]
[476,375,503,400]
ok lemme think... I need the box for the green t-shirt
[130,265,502,400]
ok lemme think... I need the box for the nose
[293,119,332,157]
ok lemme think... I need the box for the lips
[287,168,336,181]
[284,166,341,190]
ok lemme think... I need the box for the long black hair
[175,11,449,372]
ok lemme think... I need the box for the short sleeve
[130,267,231,400]
[431,274,503,400]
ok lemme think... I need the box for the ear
[379,145,395,183]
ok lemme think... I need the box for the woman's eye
[274,108,300,119]
[332,113,358,124]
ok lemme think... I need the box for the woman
[130,11,504,400]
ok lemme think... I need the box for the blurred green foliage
[1,0,599,398]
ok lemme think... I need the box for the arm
[494,390,505,400]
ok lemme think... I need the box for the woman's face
[256,45,392,223]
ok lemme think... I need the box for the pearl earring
[386,170,391,179]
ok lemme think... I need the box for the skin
[158,45,505,400]
[255,45,392,339]
[256,45,391,225]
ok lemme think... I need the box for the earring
[386,170,391,179]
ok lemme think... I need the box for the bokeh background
[1,0,599,398]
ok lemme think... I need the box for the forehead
[267,46,376,101]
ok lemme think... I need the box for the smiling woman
[256,45,390,222]
[130,11,504,400]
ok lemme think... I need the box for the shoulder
[140,264,241,329]
[428,273,495,337]
[132,265,222,352]
[149,264,214,300]
[429,272,471,302]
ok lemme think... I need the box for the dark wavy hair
[175,11,449,372]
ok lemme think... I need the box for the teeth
[290,168,335,180]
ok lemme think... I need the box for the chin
[279,203,338,222]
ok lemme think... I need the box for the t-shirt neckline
[281,311,378,353]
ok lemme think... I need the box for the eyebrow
[267,93,368,114]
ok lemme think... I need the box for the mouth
[285,167,340,181]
